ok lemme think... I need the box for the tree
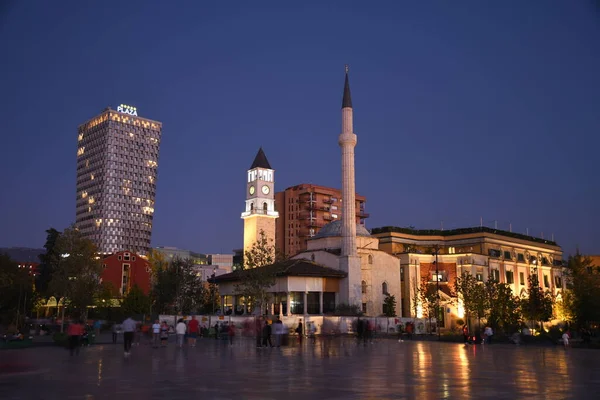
[420,278,439,324]
[48,226,102,320]
[121,285,152,317]
[563,253,600,329]
[521,271,553,332]
[484,278,521,334]
[0,253,34,328]
[150,257,207,315]
[234,230,278,315]
[36,228,61,295]
[454,273,488,333]
[383,294,397,317]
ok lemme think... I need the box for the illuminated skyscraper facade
[75,105,162,255]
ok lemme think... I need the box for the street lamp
[433,245,441,341]
[212,266,217,314]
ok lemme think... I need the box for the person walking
[187,316,199,347]
[255,317,263,348]
[462,325,470,345]
[484,326,494,344]
[151,319,161,348]
[273,318,283,347]
[122,316,137,356]
[176,319,187,348]
[228,322,235,346]
[112,323,119,344]
[562,330,571,348]
[67,320,84,356]
[262,321,273,347]
[160,321,169,347]
[296,319,303,345]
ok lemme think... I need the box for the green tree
[0,253,34,328]
[419,277,439,332]
[234,230,277,315]
[521,271,553,332]
[454,273,488,333]
[484,278,521,334]
[150,258,207,315]
[563,253,600,329]
[383,294,397,317]
[48,226,102,321]
[121,285,152,317]
[37,227,61,295]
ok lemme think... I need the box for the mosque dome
[313,220,371,239]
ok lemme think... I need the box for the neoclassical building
[371,226,566,328]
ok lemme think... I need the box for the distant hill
[0,247,45,263]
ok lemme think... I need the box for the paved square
[2,337,599,399]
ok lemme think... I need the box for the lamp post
[433,245,441,341]
[211,266,216,314]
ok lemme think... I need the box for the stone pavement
[2,337,599,399]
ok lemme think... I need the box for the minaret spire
[342,65,352,109]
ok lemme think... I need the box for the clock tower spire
[241,147,279,258]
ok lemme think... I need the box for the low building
[212,259,346,315]
[371,226,565,328]
[101,251,151,295]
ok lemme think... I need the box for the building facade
[371,226,565,328]
[274,184,368,257]
[101,251,152,295]
[241,148,279,254]
[75,105,162,255]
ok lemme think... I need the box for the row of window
[361,281,388,295]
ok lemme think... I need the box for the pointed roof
[342,65,352,109]
[250,147,272,169]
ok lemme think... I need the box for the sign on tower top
[117,104,138,116]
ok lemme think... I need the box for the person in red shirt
[67,320,84,356]
[187,316,200,347]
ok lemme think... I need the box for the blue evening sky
[0,1,598,256]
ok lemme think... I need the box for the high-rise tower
[75,105,162,255]
[241,148,279,256]
[338,66,362,306]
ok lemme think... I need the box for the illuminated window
[77,147,85,156]
[90,174,94,180]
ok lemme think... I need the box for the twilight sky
[0,1,598,256]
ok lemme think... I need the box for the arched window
[311,253,315,262]
[382,282,388,295]
[368,254,373,264]
[250,203,254,211]
[361,280,367,294]
[263,202,268,212]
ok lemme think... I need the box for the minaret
[339,65,358,257]
[338,65,362,306]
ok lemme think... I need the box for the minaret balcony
[241,209,279,218]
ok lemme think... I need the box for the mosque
[214,68,403,317]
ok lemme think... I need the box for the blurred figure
[176,319,187,348]
[67,320,84,356]
[152,319,160,348]
[122,316,137,356]
[187,316,199,347]
[160,321,169,347]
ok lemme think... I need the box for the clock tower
[241,147,279,256]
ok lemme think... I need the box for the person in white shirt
[122,317,137,356]
[175,319,187,348]
[152,319,161,348]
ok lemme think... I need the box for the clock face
[261,185,270,195]
[249,186,255,195]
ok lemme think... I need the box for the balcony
[323,214,333,221]
[357,210,370,218]
[322,198,334,204]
